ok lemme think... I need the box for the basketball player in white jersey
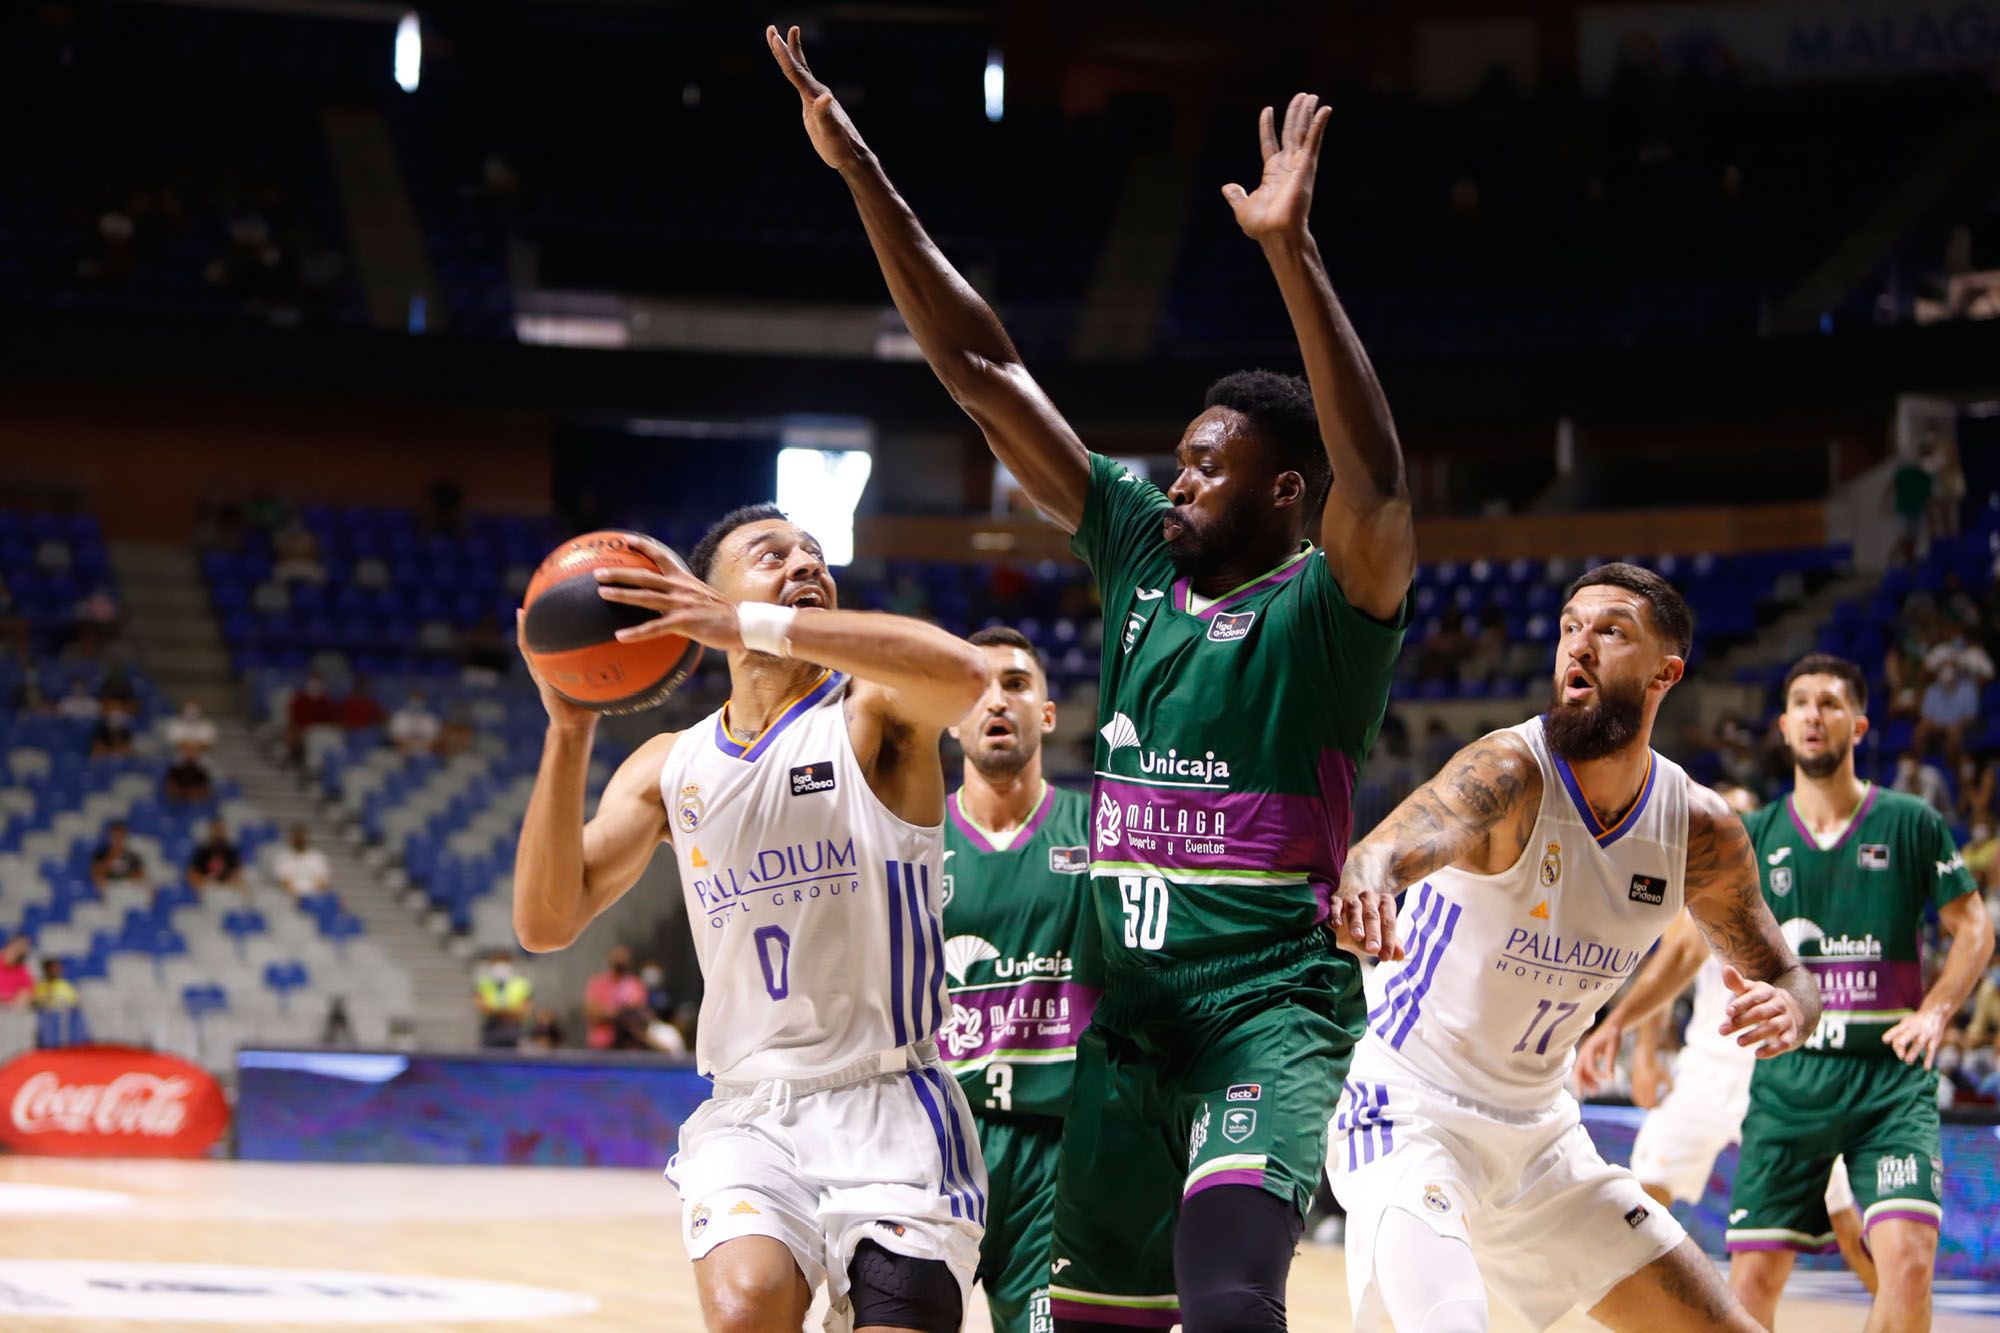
[1326,563,1821,1331]
[514,505,992,1333]
[1577,783,1878,1292]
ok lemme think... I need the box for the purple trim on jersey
[1048,1300,1181,1328]
[1726,1236,1839,1255]
[886,860,908,1046]
[1805,957,1925,1013]
[1374,1083,1394,1157]
[712,671,846,761]
[922,862,947,1040]
[1334,1080,1395,1168]
[1368,886,1443,1027]
[922,1065,986,1223]
[1171,548,1312,620]
[940,979,1100,1062]
[1546,730,1658,848]
[1371,885,1460,1046]
[1863,1208,1940,1235]
[947,785,1057,854]
[1383,887,1462,1049]
[900,861,930,1040]
[1784,782,1877,851]
[1184,1167,1266,1199]
[905,1071,968,1220]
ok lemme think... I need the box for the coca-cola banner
[0,1046,228,1158]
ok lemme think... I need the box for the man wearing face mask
[583,945,649,1051]
[940,627,1098,1333]
[476,950,533,1049]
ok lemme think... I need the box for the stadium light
[776,446,873,567]
[984,50,1003,123]
[395,12,421,94]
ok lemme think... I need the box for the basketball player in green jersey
[771,28,1412,1331]
[1728,656,1988,1330]
[940,627,1098,1333]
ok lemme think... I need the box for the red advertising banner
[0,1046,228,1158]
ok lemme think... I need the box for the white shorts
[666,1046,985,1332]
[1329,1063,1686,1332]
[1630,1045,1753,1204]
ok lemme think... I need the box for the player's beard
[969,730,1037,780]
[1791,738,1849,779]
[1165,496,1259,581]
[1544,673,1647,762]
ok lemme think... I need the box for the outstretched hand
[1720,963,1810,1059]
[593,535,747,654]
[1222,92,1331,243]
[767,24,867,172]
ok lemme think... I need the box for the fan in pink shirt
[583,945,651,1049]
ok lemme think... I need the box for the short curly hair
[1203,370,1329,514]
[689,504,787,583]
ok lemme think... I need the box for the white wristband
[737,602,797,657]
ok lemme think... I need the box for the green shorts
[1726,1051,1943,1255]
[1046,932,1363,1328]
[974,1113,1063,1333]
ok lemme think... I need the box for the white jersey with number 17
[1351,716,1691,1112]
[657,670,946,1083]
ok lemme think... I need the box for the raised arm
[1886,889,1993,1070]
[767,24,1089,531]
[1337,729,1543,959]
[1222,95,1413,620]
[511,620,679,952]
[1574,909,1707,1096]
[1681,783,1819,1058]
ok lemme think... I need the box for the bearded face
[1544,670,1648,763]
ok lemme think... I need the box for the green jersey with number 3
[1742,783,1976,1059]
[941,783,1100,1119]
[1070,452,1407,974]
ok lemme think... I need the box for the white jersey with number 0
[658,670,946,1083]
[1352,715,1690,1111]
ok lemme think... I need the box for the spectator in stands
[32,958,87,1049]
[523,1007,564,1052]
[1416,617,1472,684]
[640,957,674,1021]
[1916,659,1980,764]
[56,678,100,722]
[0,937,33,1007]
[437,705,476,757]
[584,945,651,1050]
[1890,450,1934,564]
[388,692,440,756]
[165,700,218,758]
[271,519,326,586]
[187,820,244,894]
[475,951,533,1048]
[1927,625,1995,685]
[162,752,214,806]
[1893,750,1955,817]
[1965,819,2000,892]
[460,613,510,684]
[273,823,332,901]
[341,676,385,733]
[1968,963,2000,1046]
[90,698,136,759]
[0,574,29,657]
[90,821,146,890]
[13,680,52,716]
[286,672,341,766]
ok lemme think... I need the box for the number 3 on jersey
[1119,874,1170,950]
[984,1062,1013,1111]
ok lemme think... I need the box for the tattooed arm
[1336,730,1542,961]
[1681,780,1818,1058]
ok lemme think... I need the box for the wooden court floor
[0,1157,1985,1331]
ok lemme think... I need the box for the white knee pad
[1374,1207,1489,1333]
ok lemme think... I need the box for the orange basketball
[521,531,703,713]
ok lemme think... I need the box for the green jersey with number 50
[1742,783,1976,1059]
[941,783,1100,1120]
[1070,452,1407,975]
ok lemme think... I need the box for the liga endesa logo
[0,1047,228,1157]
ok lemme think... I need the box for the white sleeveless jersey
[1683,954,1751,1063]
[657,671,946,1082]
[1353,716,1690,1112]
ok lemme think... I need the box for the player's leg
[1860,1219,1936,1333]
[976,1114,1063,1333]
[1824,1155,1878,1295]
[1630,1046,1747,1213]
[847,1239,965,1333]
[1326,1076,1488,1332]
[1587,1238,1761,1332]
[672,1098,827,1333]
[1174,941,1360,1332]
[1727,1250,1795,1331]
[694,1238,816,1333]
[1049,1024,1181,1332]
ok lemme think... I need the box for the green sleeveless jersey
[1070,452,1407,973]
[940,783,1100,1119]
[1742,783,1976,1059]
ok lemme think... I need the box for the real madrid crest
[1538,841,1562,888]
[1422,1182,1451,1214]
[677,783,706,833]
